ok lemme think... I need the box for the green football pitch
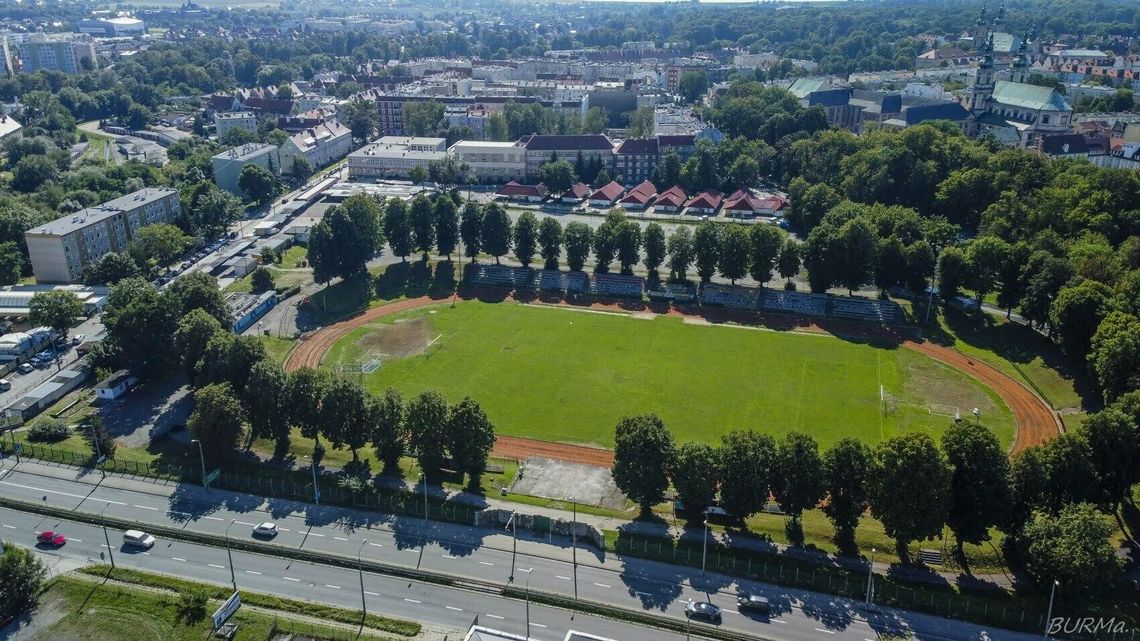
[324,301,1016,450]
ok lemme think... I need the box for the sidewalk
[2,456,1014,592]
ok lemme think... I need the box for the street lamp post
[90,422,104,478]
[190,439,207,492]
[701,518,709,577]
[11,425,20,462]
[865,547,876,605]
[1043,580,1060,640]
[100,503,115,569]
[357,539,369,634]
[508,511,517,582]
[224,519,238,593]
[973,407,981,425]
[569,496,577,568]
[422,474,429,525]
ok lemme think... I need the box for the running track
[284,295,1060,464]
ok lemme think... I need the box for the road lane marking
[1,524,15,529]
[770,619,787,624]
[308,533,325,537]
[442,554,457,559]
[814,629,836,635]
[334,536,348,541]
[69,538,82,543]
[404,598,421,604]
[134,505,158,511]
[235,521,254,526]
[365,591,379,596]
[446,606,463,611]
[519,568,532,573]
[593,582,611,588]
[556,575,571,580]
[479,561,494,566]
[723,609,738,614]
[486,614,504,620]
[0,481,126,505]
[283,577,300,582]
[326,584,342,589]
[529,623,547,629]
[368,543,383,548]
[171,557,187,562]
[245,570,261,575]
[635,591,652,597]
[204,516,223,521]
[403,549,417,553]
[208,564,225,569]
[278,528,291,532]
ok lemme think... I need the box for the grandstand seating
[700,283,760,310]
[648,282,696,302]
[566,272,589,293]
[758,290,828,316]
[471,264,532,289]
[589,273,645,298]
[827,296,903,324]
[535,270,567,292]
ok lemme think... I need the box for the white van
[0,379,10,391]
[123,530,156,549]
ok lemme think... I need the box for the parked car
[737,594,770,614]
[0,379,10,391]
[36,530,66,546]
[252,522,279,538]
[71,334,86,345]
[17,363,33,374]
[684,601,722,623]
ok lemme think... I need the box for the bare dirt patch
[900,353,1005,419]
[356,316,432,360]
[510,456,626,509]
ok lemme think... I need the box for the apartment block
[212,143,280,195]
[347,136,447,179]
[214,112,258,140]
[521,134,615,182]
[448,141,526,183]
[3,33,97,75]
[25,188,181,283]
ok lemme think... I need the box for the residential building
[619,180,657,210]
[614,138,658,185]
[449,140,526,183]
[915,47,974,69]
[3,33,97,75]
[562,182,592,203]
[587,181,624,207]
[94,370,138,401]
[0,115,20,142]
[278,120,353,172]
[686,190,723,215]
[495,181,547,202]
[347,136,447,180]
[521,134,615,182]
[214,112,258,140]
[24,188,181,283]
[654,185,687,213]
[212,143,280,196]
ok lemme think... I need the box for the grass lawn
[259,335,296,364]
[325,300,1014,449]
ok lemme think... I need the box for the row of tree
[612,396,1139,595]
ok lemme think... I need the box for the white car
[123,529,156,549]
[71,334,86,345]
[252,522,278,538]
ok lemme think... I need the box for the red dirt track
[285,293,1060,463]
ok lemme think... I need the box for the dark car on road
[684,601,722,623]
[737,594,770,614]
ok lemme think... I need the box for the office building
[24,188,181,283]
[212,144,280,195]
[347,136,447,180]
[448,141,526,183]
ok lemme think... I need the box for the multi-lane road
[0,461,1039,641]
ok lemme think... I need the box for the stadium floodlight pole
[358,538,369,635]
[225,519,238,593]
[1043,580,1060,640]
[190,439,208,492]
[865,547,876,605]
[100,502,115,569]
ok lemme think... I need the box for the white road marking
[404,598,421,604]
[814,629,836,635]
[486,614,504,620]
[770,619,787,624]
[530,623,547,629]
[479,561,494,566]
[140,552,150,555]
[326,584,342,590]
[204,516,223,521]
[278,528,291,532]
[69,538,82,543]
[593,582,611,588]
[519,568,532,573]
[171,557,187,562]
[334,536,348,541]
[308,532,325,537]
[1,524,15,529]
[446,606,463,611]
[283,577,300,582]
[365,591,379,596]
[404,548,417,553]
[556,575,571,580]
[245,570,261,575]
[235,521,254,526]
[723,608,738,614]
[442,554,457,559]
[368,542,383,548]
[208,563,225,569]
[133,504,158,511]
[0,481,126,505]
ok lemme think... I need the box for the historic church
[964,5,1074,147]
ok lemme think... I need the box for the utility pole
[865,547,876,605]
[358,539,369,636]
[507,512,517,583]
[90,422,104,478]
[101,503,115,569]
[225,519,238,593]
[423,474,429,525]
[701,517,709,577]
[191,439,207,491]
[1043,580,1060,640]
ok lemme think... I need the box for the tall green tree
[1050,280,1113,361]
[370,388,407,473]
[777,238,800,285]
[718,224,750,285]
[187,382,247,462]
[669,442,721,515]
[244,359,290,454]
[480,204,512,264]
[869,433,952,562]
[407,390,450,478]
[286,367,329,443]
[1023,502,1123,594]
[772,432,824,544]
[384,198,414,261]
[748,225,782,285]
[513,211,538,267]
[615,221,641,274]
[0,543,48,621]
[131,223,193,268]
[29,290,83,339]
[563,222,593,272]
[612,414,675,514]
[538,160,576,198]
[1078,409,1139,509]
[173,308,225,379]
[102,278,180,380]
[238,163,279,204]
[459,203,483,262]
[538,217,563,270]
[821,438,873,553]
[718,430,777,520]
[667,226,694,281]
[410,194,435,260]
[693,222,722,283]
[434,196,459,259]
[83,252,141,286]
[1088,311,1140,403]
[591,210,623,273]
[835,217,877,294]
[169,271,231,327]
[642,223,666,277]
[941,422,1011,562]
[447,397,496,490]
[936,246,968,302]
[965,235,1010,306]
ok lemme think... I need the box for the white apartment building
[448,141,526,183]
[348,136,447,180]
[25,188,181,283]
[278,120,353,172]
[211,143,280,195]
[2,32,97,74]
[214,112,258,140]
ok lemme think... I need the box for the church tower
[1011,32,1030,84]
[969,34,996,113]
[972,3,989,48]
[993,2,1007,34]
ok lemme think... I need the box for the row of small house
[494,180,788,218]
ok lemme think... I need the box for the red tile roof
[654,185,687,208]
[588,181,625,202]
[564,182,591,199]
[496,181,545,198]
[723,188,765,212]
[621,180,657,206]
[686,190,723,210]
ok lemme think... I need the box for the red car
[36,531,66,546]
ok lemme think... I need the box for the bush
[27,418,70,443]
[784,281,797,291]
[178,587,209,623]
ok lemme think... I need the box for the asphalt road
[0,462,1038,641]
